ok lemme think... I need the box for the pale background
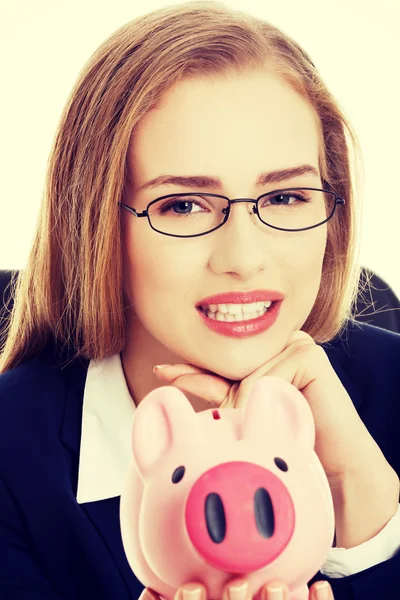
[1,0,399,295]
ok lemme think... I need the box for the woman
[1,2,399,599]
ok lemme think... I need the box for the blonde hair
[0,0,365,373]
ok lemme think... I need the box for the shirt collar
[75,332,362,505]
[76,353,136,504]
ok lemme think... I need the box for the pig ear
[131,385,197,478]
[241,376,315,451]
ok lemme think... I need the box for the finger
[259,581,289,600]
[309,581,334,600]
[285,330,314,346]
[173,582,207,600]
[154,364,209,379]
[153,331,314,412]
[155,366,233,406]
[217,381,241,409]
[232,336,316,410]
[170,372,232,405]
[221,578,250,600]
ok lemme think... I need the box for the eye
[158,198,205,216]
[172,466,185,483]
[274,457,288,472]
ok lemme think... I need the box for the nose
[224,199,260,230]
[209,202,271,279]
[185,461,295,573]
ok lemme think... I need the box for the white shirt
[76,354,400,578]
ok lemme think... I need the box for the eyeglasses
[119,187,345,238]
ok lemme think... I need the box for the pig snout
[185,461,295,573]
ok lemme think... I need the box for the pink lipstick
[196,290,284,338]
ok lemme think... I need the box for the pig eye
[172,466,185,484]
[274,457,288,472]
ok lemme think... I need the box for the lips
[197,290,285,308]
[197,297,282,338]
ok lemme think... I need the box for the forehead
[128,69,321,190]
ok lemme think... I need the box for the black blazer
[1,320,400,599]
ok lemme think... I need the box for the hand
[139,579,334,600]
[154,330,399,547]
[154,331,374,480]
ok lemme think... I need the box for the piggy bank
[120,376,335,600]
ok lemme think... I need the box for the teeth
[213,309,266,321]
[226,304,242,315]
[203,301,272,315]
[242,303,257,314]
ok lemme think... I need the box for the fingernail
[312,581,330,600]
[179,583,204,600]
[228,579,249,600]
[153,364,170,373]
[265,583,285,600]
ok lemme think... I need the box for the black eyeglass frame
[118,187,345,238]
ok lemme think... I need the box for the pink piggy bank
[120,375,335,600]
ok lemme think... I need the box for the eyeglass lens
[147,189,336,235]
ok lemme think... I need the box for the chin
[198,357,266,382]
[200,339,289,380]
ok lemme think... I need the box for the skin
[140,579,334,600]
[121,69,398,599]
[121,69,327,408]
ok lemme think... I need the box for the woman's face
[122,69,327,380]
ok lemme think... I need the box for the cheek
[123,227,204,304]
[288,229,327,317]
[288,228,326,279]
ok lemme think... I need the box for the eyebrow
[136,164,320,192]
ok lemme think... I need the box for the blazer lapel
[80,496,143,595]
[58,355,143,597]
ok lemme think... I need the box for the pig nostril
[205,493,226,543]
[274,457,288,472]
[254,487,275,539]
[171,466,185,483]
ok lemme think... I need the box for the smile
[197,300,282,338]
[199,301,273,322]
